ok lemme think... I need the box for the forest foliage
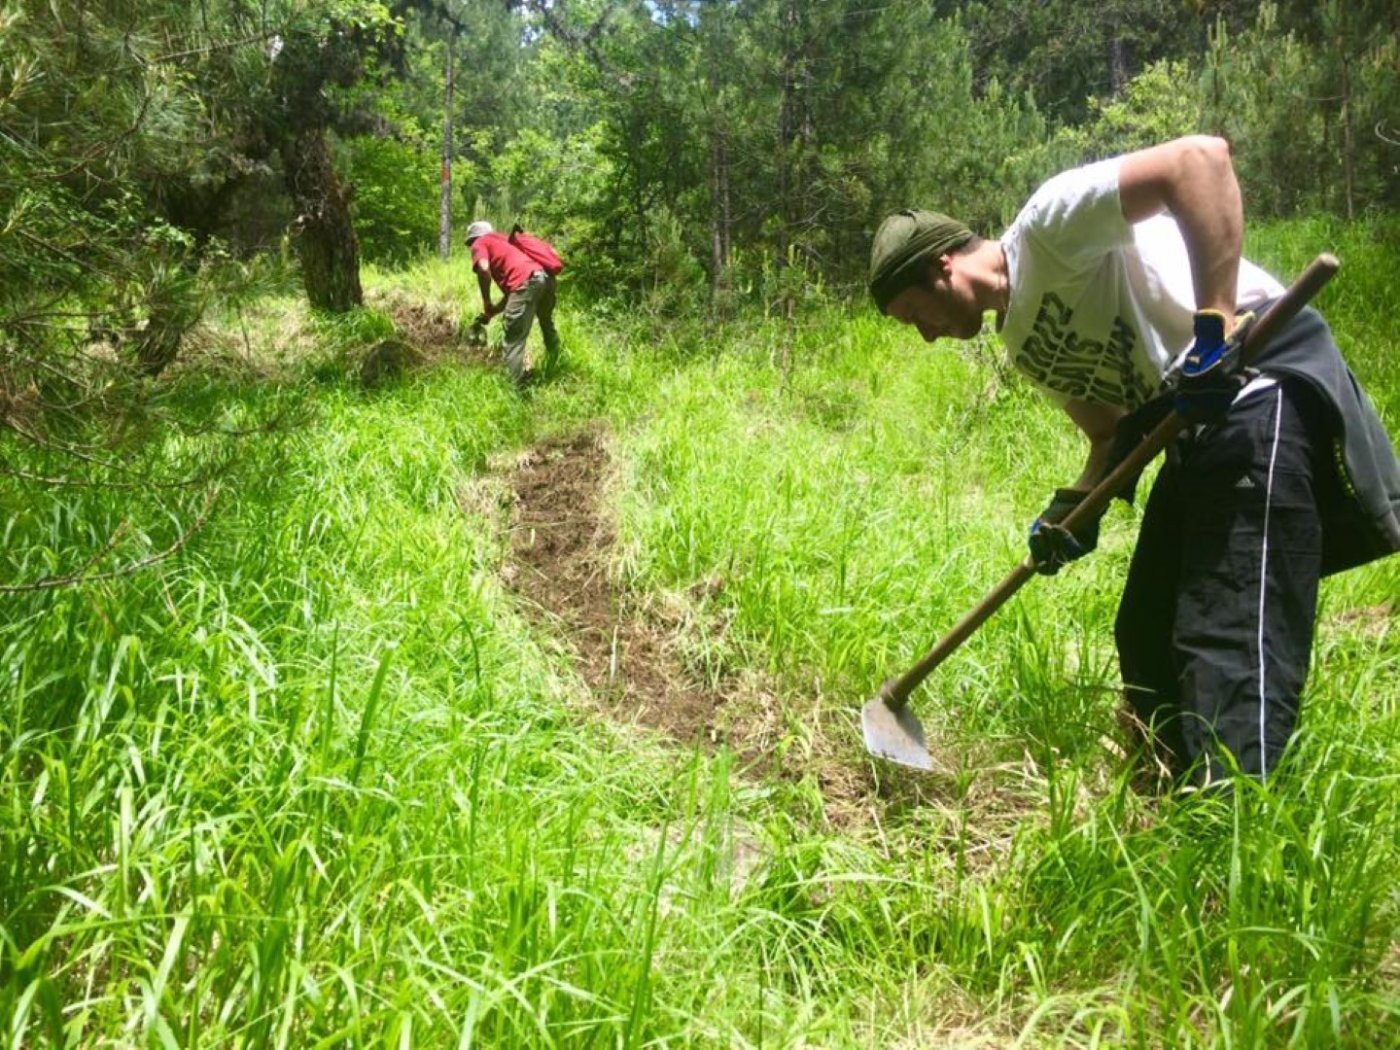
[2,0,1398,383]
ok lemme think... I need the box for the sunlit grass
[3,220,1397,1046]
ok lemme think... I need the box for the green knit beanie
[868,210,975,312]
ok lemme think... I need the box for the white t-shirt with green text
[999,157,1283,410]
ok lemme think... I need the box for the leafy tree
[1202,2,1400,217]
[510,0,1053,306]
[1058,60,1203,160]
[0,0,410,398]
[361,1,537,260]
[341,135,441,263]
[963,0,1203,126]
[0,0,216,380]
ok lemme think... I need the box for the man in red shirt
[465,220,562,384]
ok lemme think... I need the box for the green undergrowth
[3,222,1399,1046]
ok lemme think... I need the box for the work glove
[465,316,488,348]
[1174,309,1256,423]
[1027,488,1100,576]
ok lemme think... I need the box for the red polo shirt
[470,232,538,294]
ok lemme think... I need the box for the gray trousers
[502,271,561,380]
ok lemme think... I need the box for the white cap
[465,220,493,243]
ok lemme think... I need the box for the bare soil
[372,292,497,368]
[498,424,1060,845]
[506,428,743,751]
[503,426,893,823]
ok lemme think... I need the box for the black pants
[1115,379,1331,783]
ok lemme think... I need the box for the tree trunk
[1109,30,1132,96]
[776,0,815,280]
[776,0,798,269]
[709,129,731,298]
[439,30,456,259]
[707,56,731,301]
[282,126,363,313]
[1340,47,1355,221]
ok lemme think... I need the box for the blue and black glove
[1028,488,1100,576]
[1174,309,1256,423]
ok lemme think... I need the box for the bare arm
[1118,135,1242,324]
[476,265,497,317]
[1063,399,1127,491]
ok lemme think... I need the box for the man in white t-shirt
[869,135,1400,788]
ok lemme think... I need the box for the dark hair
[909,234,983,289]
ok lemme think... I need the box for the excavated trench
[501,426,882,823]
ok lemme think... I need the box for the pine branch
[0,486,219,594]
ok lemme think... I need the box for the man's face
[884,257,983,342]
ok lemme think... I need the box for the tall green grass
[3,223,1398,1046]
[600,221,1400,1044]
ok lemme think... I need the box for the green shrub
[343,135,440,264]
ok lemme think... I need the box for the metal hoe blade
[860,696,934,771]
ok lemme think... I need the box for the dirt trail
[503,427,885,820]
[360,306,1034,834]
[507,429,742,750]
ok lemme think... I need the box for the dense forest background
[3,0,1397,383]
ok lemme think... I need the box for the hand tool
[861,253,1341,771]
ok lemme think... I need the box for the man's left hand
[1028,488,1100,575]
[1174,309,1255,423]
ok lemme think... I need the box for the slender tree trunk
[720,137,731,271]
[776,0,798,270]
[776,0,815,278]
[282,126,363,312]
[1109,31,1131,96]
[627,118,649,283]
[709,135,725,296]
[439,30,456,259]
[707,62,730,301]
[708,129,734,305]
[1340,48,1355,220]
